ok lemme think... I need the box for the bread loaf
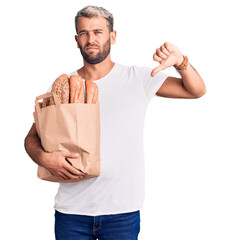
[42,74,69,107]
[70,75,84,103]
[85,80,99,104]
[51,74,70,104]
[41,74,99,107]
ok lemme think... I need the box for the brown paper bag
[33,91,100,183]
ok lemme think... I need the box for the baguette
[70,75,84,103]
[85,80,99,104]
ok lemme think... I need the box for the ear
[75,35,80,48]
[110,30,117,44]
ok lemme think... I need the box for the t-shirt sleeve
[134,65,169,102]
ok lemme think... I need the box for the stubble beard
[79,38,111,64]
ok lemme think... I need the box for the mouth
[86,45,99,50]
[86,47,98,51]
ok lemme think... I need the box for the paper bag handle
[35,92,61,123]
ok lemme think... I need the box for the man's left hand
[151,42,184,77]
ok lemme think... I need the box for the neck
[78,54,115,81]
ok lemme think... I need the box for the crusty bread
[41,74,99,107]
[70,75,84,103]
[85,80,99,104]
[42,74,70,107]
[51,74,70,104]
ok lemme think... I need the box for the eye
[95,31,102,34]
[79,32,87,36]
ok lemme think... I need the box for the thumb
[151,63,164,77]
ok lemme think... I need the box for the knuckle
[164,41,169,46]
[165,42,171,50]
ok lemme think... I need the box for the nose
[87,31,96,44]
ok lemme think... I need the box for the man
[24,5,206,240]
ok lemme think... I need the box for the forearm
[176,62,207,97]
[24,133,47,167]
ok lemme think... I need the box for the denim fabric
[54,209,141,240]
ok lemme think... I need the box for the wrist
[174,55,189,71]
[39,151,49,168]
[174,55,184,67]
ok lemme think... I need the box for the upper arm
[26,123,38,137]
[156,76,196,99]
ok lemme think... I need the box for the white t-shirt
[46,63,169,216]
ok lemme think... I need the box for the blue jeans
[54,209,141,240]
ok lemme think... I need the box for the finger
[156,48,167,60]
[151,63,165,77]
[153,53,163,63]
[160,45,170,56]
[48,169,66,180]
[63,169,83,180]
[59,169,82,180]
[163,42,173,52]
[64,160,85,176]
[59,176,66,181]
[59,172,71,180]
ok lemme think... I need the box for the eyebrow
[79,29,103,34]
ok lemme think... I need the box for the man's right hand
[41,151,85,181]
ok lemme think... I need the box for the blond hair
[75,5,114,34]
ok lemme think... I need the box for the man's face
[75,16,116,64]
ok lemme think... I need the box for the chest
[97,79,147,126]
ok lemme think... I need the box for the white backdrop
[1,0,230,239]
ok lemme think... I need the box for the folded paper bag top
[33,91,100,183]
